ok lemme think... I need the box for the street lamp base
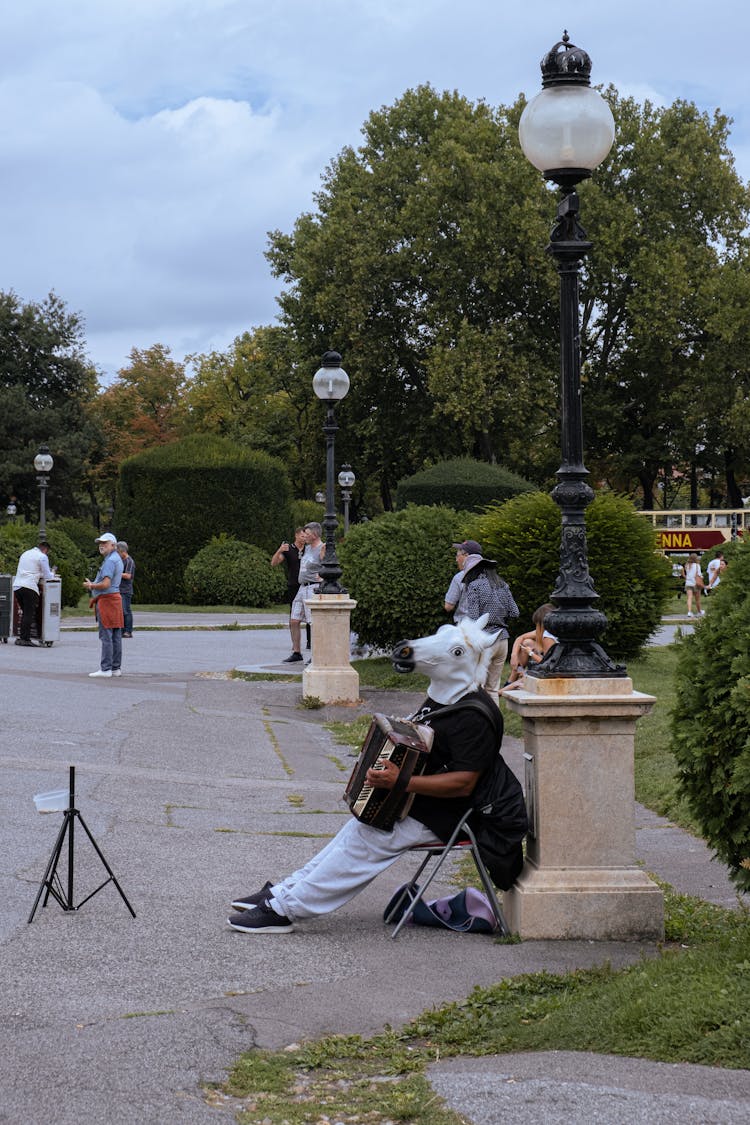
[302,593,360,704]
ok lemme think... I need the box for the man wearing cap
[444,540,484,622]
[12,539,55,646]
[451,539,519,706]
[83,532,124,678]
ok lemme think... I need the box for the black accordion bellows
[343,714,433,831]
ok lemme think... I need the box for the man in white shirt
[706,551,725,595]
[12,540,54,646]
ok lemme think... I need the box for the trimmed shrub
[338,505,463,647]
[290,499,325,532]
[469,491,672,660]
[0,519,88,606]
[115,435,293,603]
[396,458,535,512]
[671,536,750,892]
[183,535,287,607]
[49,517,100,560]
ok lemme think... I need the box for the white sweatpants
[269,815,438,920]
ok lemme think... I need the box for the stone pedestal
[502,675,663,940]
[302,593,360,704]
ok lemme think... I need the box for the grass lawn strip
[215,889,749,1123]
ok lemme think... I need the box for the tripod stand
[28,766,136,923]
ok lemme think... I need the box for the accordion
[344,713,434,831]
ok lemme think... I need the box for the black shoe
[227,899,293,934]
[230,880,273,912]
[282,652,304,663]
[15,638,35,647]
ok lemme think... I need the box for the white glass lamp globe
[34,448,54,473]
[312,352,350,401]
[519,84,614,174]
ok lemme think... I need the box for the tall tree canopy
[0,290,100,520]
[87,344,187,505]
[264,84,750,509]
[579,93,750,507]
[266,85,561,508]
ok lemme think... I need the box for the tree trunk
[638,470,656,511]
[725,448,742,508]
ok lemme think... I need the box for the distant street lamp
[338,464,356,534]
[312,351,350,593]
[519,31,623,678]
[315,491,326,505]
[33,444,54,539]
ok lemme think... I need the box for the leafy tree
[672,536,750,891]
[266,85,559,508]
[87,344,187,509]
[580,93,750,508]
[0,290,101,520]
[182,326,320,499]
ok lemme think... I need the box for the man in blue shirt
[83,532,124,678]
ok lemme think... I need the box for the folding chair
[385,810,509,939]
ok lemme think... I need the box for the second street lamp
[33,444,54,539]
[312,351,350,593]
[519,31,623,679]
[337,464,355,535]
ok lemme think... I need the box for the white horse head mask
[391,614,500,704]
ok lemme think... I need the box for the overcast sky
[2,0,749,384]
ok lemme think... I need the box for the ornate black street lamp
[33,444,54,539]
[519,32,623,678]
[338,464,355,535]
[312,351,350,593]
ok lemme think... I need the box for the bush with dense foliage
[0,519,88,606]
[115,435,293,603]
[49,517,100,561]
[290,499,325,533]
[468,491,673,661]
[396,458,535,512]
[671,536,750,891]
[338,506,463,647]
[183,536,287,607]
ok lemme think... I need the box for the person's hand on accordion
[366,759,400,789]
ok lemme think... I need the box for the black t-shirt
[408,691,499,841]
[284,544,301,592]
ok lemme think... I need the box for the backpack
[384,883,498,934]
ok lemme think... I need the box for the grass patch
[628,646,700,832]
[63,597,288,617]
[352,656,430,694]
[218,891,750,1123]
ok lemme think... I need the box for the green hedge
[671,536,750,892]
[396,458,535,512]
[115,435,293,603]
[183,535,287,606]
[0,519,88,606]
[338,505,463,647]
[469,491,672,661]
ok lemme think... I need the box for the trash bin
[40,576,62,646]
[11,575,62,645]
[0,574,11,643]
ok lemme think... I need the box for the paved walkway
[1,615,747,1123]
